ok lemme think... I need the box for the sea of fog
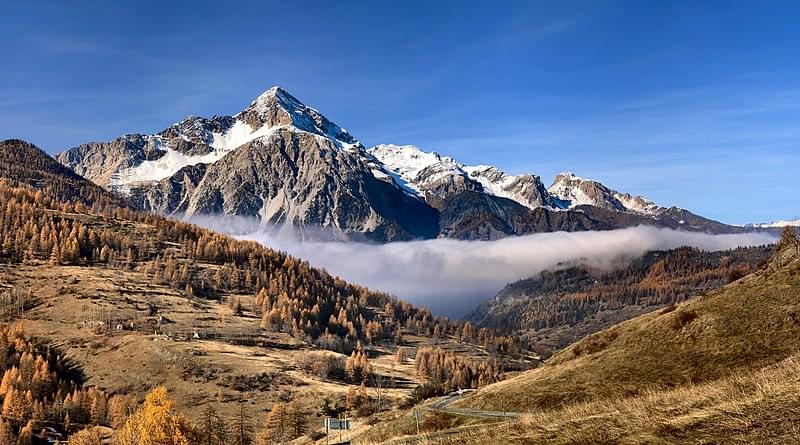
[189,217,776,317]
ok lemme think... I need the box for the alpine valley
[57,86,745,242]
[5,2,800,444]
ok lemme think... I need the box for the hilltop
[0,139,129,210]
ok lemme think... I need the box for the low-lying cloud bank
[222,225,775,317]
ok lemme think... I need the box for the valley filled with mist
[2,2,800,444]
[234,224,775,316]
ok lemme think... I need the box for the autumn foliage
[115,387,191,445]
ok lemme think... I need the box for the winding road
[423,390,521,419]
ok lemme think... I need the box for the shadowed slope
[0,139,131,210]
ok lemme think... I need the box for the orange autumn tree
[68,428,103,445]
[115,387,191,445]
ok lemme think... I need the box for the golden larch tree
[115,387,191,445]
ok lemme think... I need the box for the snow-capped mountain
[58,86,744,241]
[547,172,663,215]
[59,87,364,191]
[368,144,556,209]
[58,87,438,241]
[369,145,662,214]
[366,143,746,237]
[744,219,800,228]
[463,165,557,209]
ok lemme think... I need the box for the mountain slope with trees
[468,245,772,356]
[355,229,800,445]
[0,139,130,211]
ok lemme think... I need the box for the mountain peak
[553,171,586,183]
[239,86,359,149]
[250,85,299,110]
[370,144,558,209]
[548,172,663,214]
[262,85,284,95]
[369,144,462,181]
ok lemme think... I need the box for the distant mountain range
[58,86,748,241]
[744,219,800,228]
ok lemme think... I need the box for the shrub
[672,309,698,330]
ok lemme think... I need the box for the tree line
[414,347,501,398]
[0,323,136,444]
[479,246,771,336]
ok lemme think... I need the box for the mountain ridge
[465,245,772,356]
[57,86,747,241]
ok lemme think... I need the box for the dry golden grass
[351,406,498,445]
[365,353,800,444]
[460,247,800,413]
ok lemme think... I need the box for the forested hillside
[468,245,772,356]
[462,228,800,413]
[0,139,129,211]
[0,322,137,443]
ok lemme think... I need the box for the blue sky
[1,0,798,224]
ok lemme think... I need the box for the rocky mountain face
[58,88,438,241]
[368,144,558,210]
[128,129,439,241]
[369,144,745,238]
[58,86,743,241]
[548,172,662,214]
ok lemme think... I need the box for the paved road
[423,390,521,419]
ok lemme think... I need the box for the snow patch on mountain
[463,165,543,209]
[211,119,273,151]
[547,172,598,207]
[745,219,800,228]
[369,144,465,193]
[548,172,663,215]
[614,192,660,215]
[111,126,279,189]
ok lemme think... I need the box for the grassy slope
[461,246,800,412]
[371,354,800,444]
